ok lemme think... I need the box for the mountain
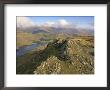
[17,36,94,74]
[51,27,94,36]
[17,26,94,36]
[32,30,48,34]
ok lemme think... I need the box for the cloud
[17,17,75,29]
[58,19,69,26]
[42,19,71,28]
[17,17,93,31]
[17,17,35,28]
[76,24,94,30]
[43,21,55,27]
[17,17,70,29]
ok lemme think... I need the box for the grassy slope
[16,31,56,48]
[16,36,94,74]
[17,31,39,48]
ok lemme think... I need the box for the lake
[16,42,46,57]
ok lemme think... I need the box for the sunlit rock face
[34,37,94,74]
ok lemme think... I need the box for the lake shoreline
[16,42,47,57]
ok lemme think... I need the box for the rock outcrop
[34,37,94,74]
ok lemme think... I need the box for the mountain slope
[16,30,39,48]
[16,36,94,74]
[17,26,94,36]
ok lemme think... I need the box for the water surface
[16,42,46,57]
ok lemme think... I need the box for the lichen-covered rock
[34,56,62,74]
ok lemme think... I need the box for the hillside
[16,31,39,48]
[16,36,94,74]
[16,30,56,49]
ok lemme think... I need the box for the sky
[27,16,94,25]
[17,16,94,30]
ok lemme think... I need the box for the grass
[17,31,39,48]
[16,31,56,48]
[16,36,94,74]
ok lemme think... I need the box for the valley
[16,16,94,74]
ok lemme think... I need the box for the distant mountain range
[17,25,94,36]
